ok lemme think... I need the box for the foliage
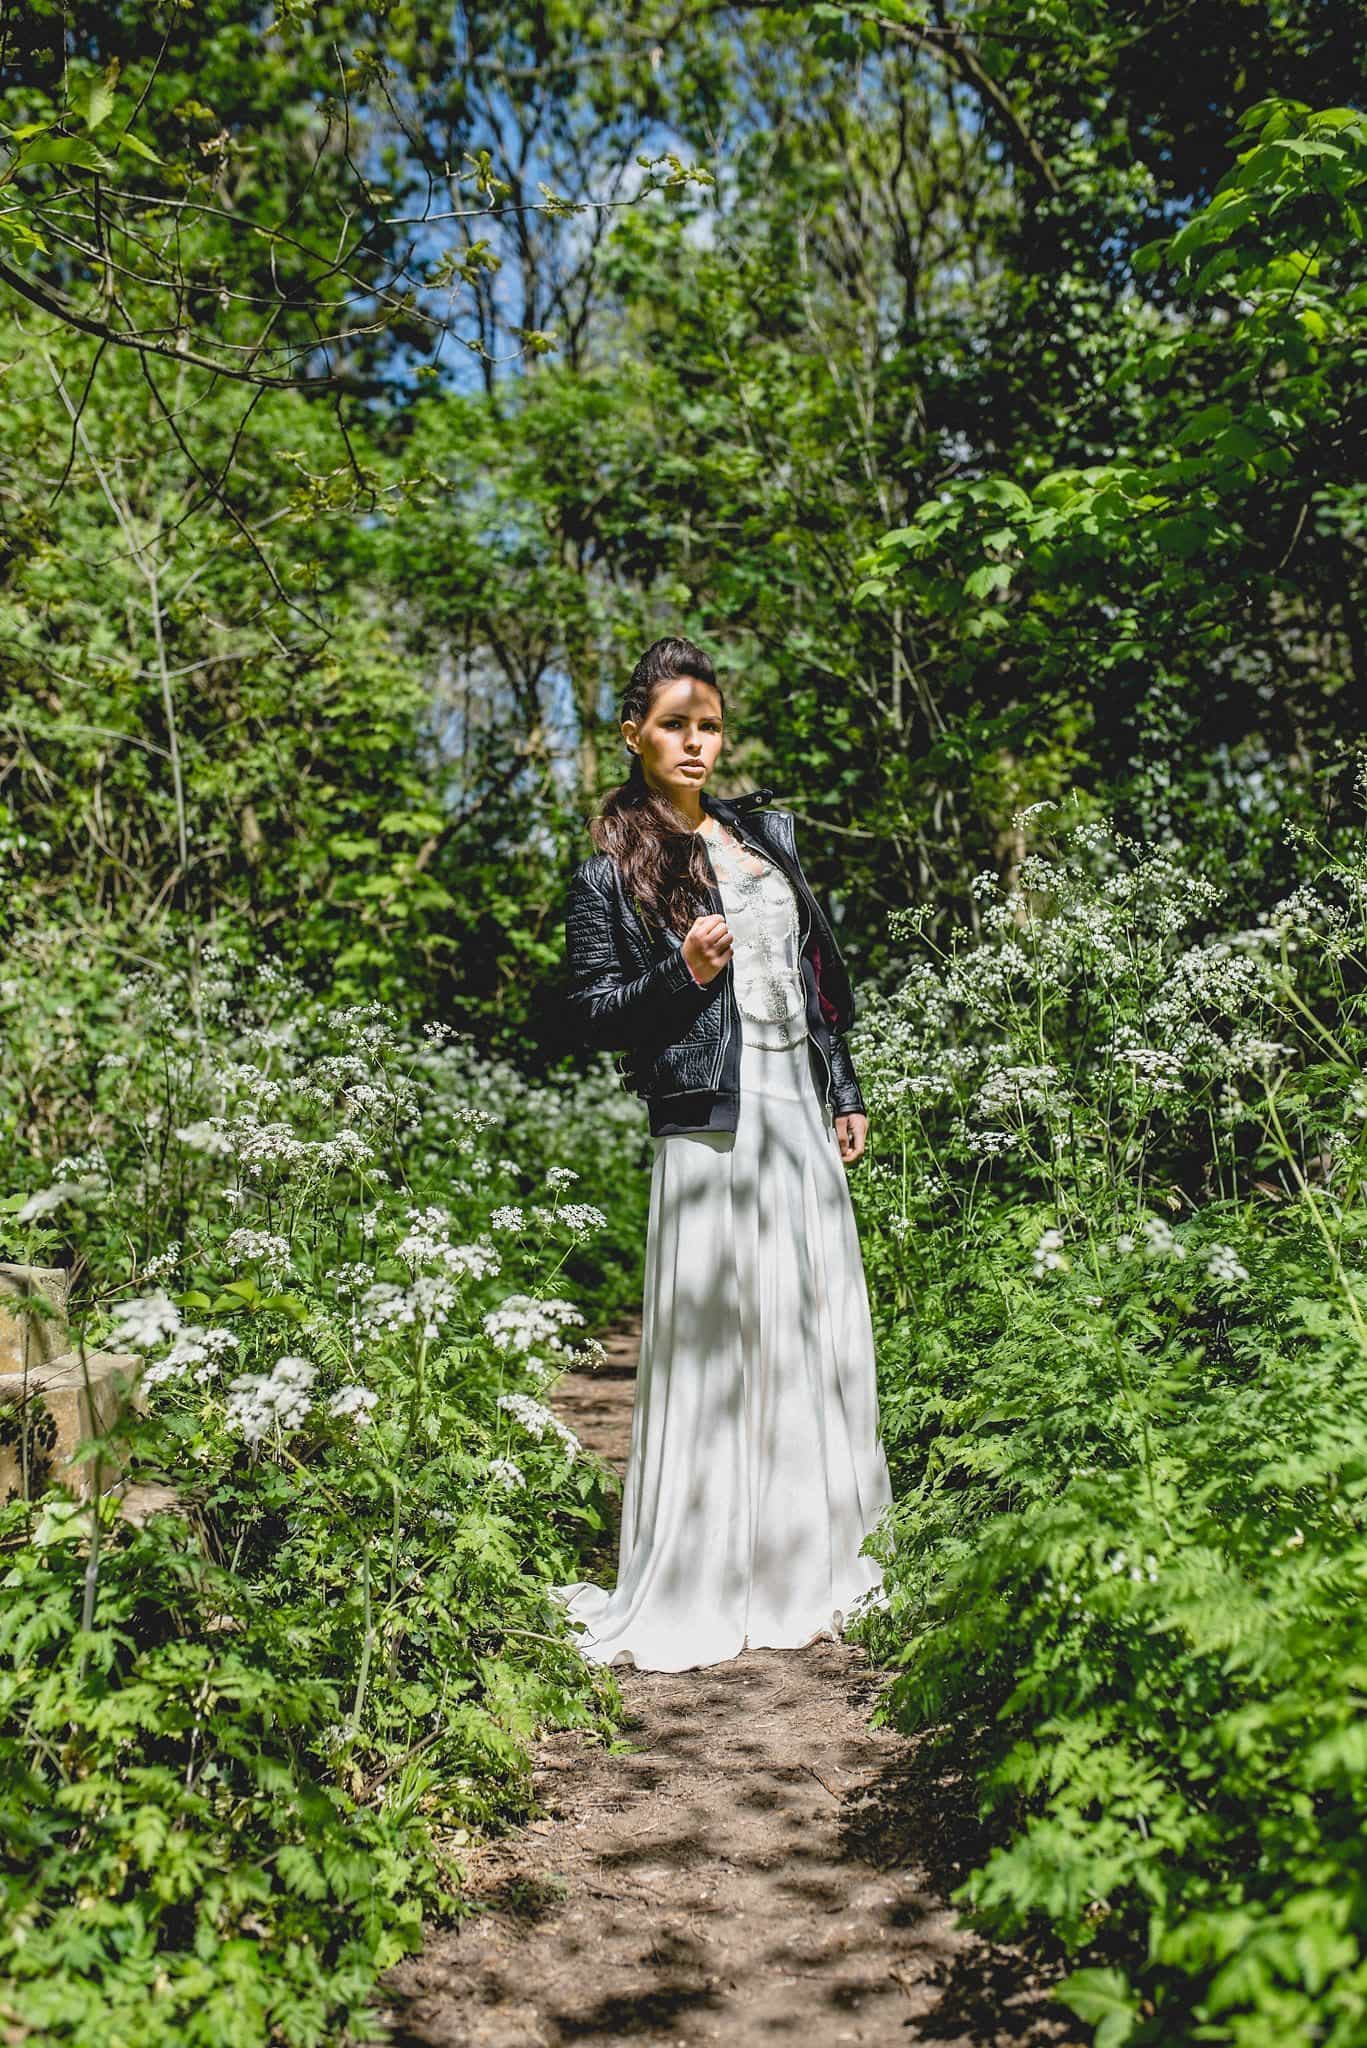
[3,6,1365,2042]
[0,948,648,2043]
[849,790,1367,2044]
[855,94,1366,892]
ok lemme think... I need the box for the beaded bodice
[700,820,808,1049]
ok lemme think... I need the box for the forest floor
[372,1317,1080,2048]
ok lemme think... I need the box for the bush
[0,948,648,2044]
[849,793,1367,2046]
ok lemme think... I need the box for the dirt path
[375,1319,1078,2048]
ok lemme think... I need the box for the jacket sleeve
[564,861,717,1054]
[783,813,866,1118]
[827,1025,866,1119]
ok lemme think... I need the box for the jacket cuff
[665,947,708,994]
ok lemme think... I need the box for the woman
[551,636,893,1672]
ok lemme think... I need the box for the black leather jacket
[563,787,867,1137]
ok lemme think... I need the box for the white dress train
[551,820,893,1672]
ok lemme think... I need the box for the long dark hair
[589,636,725,938]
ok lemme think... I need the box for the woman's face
[622,676,724,806]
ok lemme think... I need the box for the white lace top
[700,820,808,1049]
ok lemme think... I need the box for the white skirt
[551,1029,893,1672]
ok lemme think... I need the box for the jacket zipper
[809,1022,834,1112]
[705,868,733,1094]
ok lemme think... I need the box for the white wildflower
[16,1182,88,1223]
[327,1383,379,1425]
[566,1336,608,1371]
[1116,1045,1184,1087]
[557,1203,608,1235]
[1032,1227,1067,1278]
[1224,1034,1295,1070]
[109,1290,182,1350]
[1011,799,1058,829]
[356,1274,460,1342]
[496,1391,581,1456]
[490,1206,526,1232]
[488,1456,526,1492]
[959,1125,1019,1159]
[544,1166,580,1191]
[333,1261,376,1296]
[972,1064,1058,1119]
[442,1240,501,1279]
[143,1325,240,1387]
[393,1205,501,1280]
[173,1120,234,1155]
[1204,1242,1249,1286]
[1140,1215,1186,1260]
[224,1228,293,1271]
[224,1355,318,1444]
[482,1295,585,1358]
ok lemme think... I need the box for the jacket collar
[700,786,775,825]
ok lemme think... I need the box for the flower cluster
[352,1275,462,1345]
[224,1228,293,1272]
[1032,1227,1067,1278]
[495,1391,581,1456]
[523,1201,607,1236]
[143,1325,241,1388]
[393,1204,502,1279]
[108,1290,183,1350]
[1113,1215,1187,1260]
[482,1295,585,1357]
[327,1383,379,1426]
[1204,1242,1250,1286]
[972,1063,1058,1120]
[224,1356,317,1445]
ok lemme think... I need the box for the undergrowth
[851,793,1367,2046]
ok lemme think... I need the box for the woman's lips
[679,762,705,773]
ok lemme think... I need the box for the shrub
[850,794,1367,2046]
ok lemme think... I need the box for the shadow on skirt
[550,1031,894,1672]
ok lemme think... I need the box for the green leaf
[964,562,1012,600]
[1057,1967,1138,2042]
[78,77,117,133]
[218,1277,261,1306]
[114,128,162,164]
[15,135,114,175]
[276,1844,329,1900]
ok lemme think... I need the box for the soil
[373,1318,1081,2048]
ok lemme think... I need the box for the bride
[552,635,892,1672]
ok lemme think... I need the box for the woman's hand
[834,1111,867,1164]
[682,913,733,984]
